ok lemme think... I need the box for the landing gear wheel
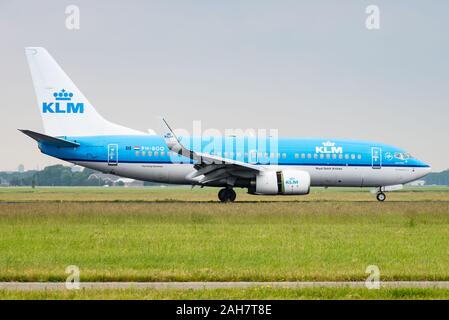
[376,192,386,202]
[227,189,236,202]
[218,188,236,202]
[218,189,226,202]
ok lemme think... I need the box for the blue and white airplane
[21,47,431,202]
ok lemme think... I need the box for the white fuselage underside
[74,161,430,187]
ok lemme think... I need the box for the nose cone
[414,162,431,180]
[422,165,431,175]
[420,160,431,171]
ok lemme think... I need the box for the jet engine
[251,170,311,195]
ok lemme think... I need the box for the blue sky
[1,0,448,170]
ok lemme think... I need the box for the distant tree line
[0,165,110,187]
[423,169,449,186]
[1,165,447,187]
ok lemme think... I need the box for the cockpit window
[394,152,403,160]
[394,152,413,160]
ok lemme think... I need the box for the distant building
[88,173,117,185]
[0,178,9,186]
[115,178,144,187]
[87,173,144,187]
[406,180,426,186]
[17,164,24,173]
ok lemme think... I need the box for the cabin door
[371,147,382,169]
[107,144,118,166]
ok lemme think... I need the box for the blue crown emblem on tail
[43,89,84,114]
[53,89,73,101]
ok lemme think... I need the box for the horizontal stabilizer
[19,129,80,148]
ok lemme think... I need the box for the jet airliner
[21,47,431,202]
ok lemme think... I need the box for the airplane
[21,47,431,202]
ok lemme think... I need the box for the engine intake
[252,170,311,195]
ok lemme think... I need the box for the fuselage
[39,135,431,188]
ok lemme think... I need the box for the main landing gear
[218,188,236,203]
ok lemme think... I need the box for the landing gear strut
[376,191,386,202]
[218,188,236,202]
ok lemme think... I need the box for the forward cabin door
[371,147,382,169]
[107,144,118,166]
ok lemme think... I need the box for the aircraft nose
[422,161,432,173]
[415,163,431,180]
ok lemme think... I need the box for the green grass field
[0,186,448,299]
[3,287,449,300]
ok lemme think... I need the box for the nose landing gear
[375,187,386,201]
[218,188,236,202]
[376,192,386,202]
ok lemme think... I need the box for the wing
[161,118,263,185]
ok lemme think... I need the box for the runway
[1,282,449,291]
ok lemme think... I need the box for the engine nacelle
[253,170,311,195]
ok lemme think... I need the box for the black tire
[218,188,226,202]
[376,192,386,202]
[218,188,236,202]
[227,189,236,202]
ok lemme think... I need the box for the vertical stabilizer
[25,47,142,137]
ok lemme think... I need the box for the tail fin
[25,47,142,137]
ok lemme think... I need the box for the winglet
[160,118,191,158]
[161,118,180,147]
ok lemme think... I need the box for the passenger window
[301,153,305,159]
[161,151,165,156]
[142,151,146,156]
[294,153,299,159]
[332,154,336,159]
[351,154,355,159]
[357,154,362,160]
[338,154,343,159]
[307,154,311,159]
[154,151,159,157]
[135,151,139,156]
[326,154,330,159]
[314,154,318,159]
[320,154,324,159]
[282,153,287,159]
[345,154,349,160]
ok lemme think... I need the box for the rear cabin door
[371,147,382,169]
[107,144,118,166]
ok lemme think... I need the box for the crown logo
[322,141,335,147]
[53,89,73,101]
